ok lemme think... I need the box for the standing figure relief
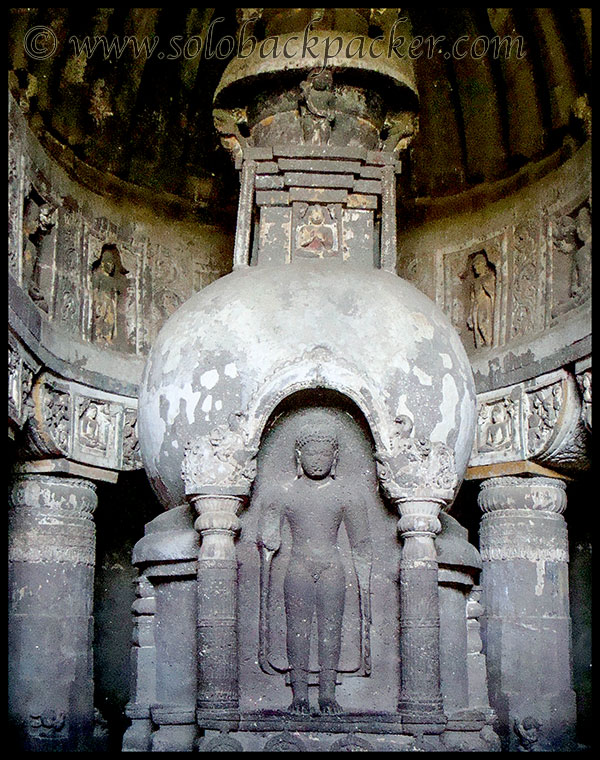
[256,426,372,715]
[467,251,496,349]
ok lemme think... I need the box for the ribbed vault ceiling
[8,8,591,214]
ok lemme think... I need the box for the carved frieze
[52,207,85,334]
[525,382,563,457]
[143,242,191,349]
[470,368,590,472]
[9,473,97,566]
[436,195,590,354]
[25,372,141,470]
[182,413,258,497]
[122,408,143,469]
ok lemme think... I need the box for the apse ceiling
[8,8,591,219]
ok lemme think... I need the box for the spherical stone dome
[139,260,476,509]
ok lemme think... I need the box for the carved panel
[576,368,591,433]
[52,208,85,335]
[508,218,546,340]
[523,370,589,470]
[8,337,39,431]
[21,185,58,314]
[293,202,341,259]
[8,127,24,284]
[84,220,137,352]
[143,242,192,349]
[39,383,72,456]
[74,396,121,468]
[442,235,504,352]
[122,408,143,469]
[525,382,563,457]
[473,387,523,464]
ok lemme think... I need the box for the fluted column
[376,434,458,728]
[8,473,97,751]
[478,476,576,751]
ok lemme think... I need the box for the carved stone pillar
[181,417,257,722]
[8,473,97,751]
[478,476,576,751]
[122,575,156,752]
[193,495,243,713]
[396,497,446,722]
[376,436,458,728]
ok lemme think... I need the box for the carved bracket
[24,371,141,470]
[181,412,258,498]
[376,431,458,505]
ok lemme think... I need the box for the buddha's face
[298,440,336,479]
[491,405,504,423]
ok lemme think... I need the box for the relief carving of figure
[296,204,338,257]
[257,426,372,714]
[514,716,542,752]
[466,251,496,349]
[579,370,592,432]
[299,69,336,145]
[478,402,513,452]
[79,401,109,451]
[527,384,562,453]
[572,205,591,303]
[22,195,56,310]
[91,244,128,345]
[29,710,66,738]
[553,205,591,309]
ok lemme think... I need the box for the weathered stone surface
[8,474,98,751]
[139,261,476,510]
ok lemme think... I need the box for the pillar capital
[9,472,97,566]
[376,438,458,508]
[478,475,567,515]
[181,418,257,500]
